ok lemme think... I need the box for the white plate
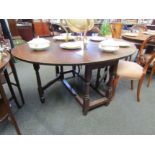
[53,35,76,41]
[100,39,119,47]
[60,33,72,36]
[90,36,106,42]
[28,38,50,45]
[143,30,155,35]
[99,44,119,52]
[123,33,138,37]
[60,42,81,50]
[116,41,131,47]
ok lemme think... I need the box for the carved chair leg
[33,64,45,103]
[112,75,119,98]
[137,76,145,102]
[147,64,155,87]
[131,80,134,90]
[8,113,21,135]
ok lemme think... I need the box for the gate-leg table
[11,38,136,115]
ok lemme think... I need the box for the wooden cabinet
[7,19,33,41]
[33,19,51,37]
[7,19,19,36]
[17,23,33,41]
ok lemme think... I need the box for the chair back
[137,35,155,65]
[130,24,147,32]
[143,53,155,74]
[110,22,123,39]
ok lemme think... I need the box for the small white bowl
[28,38,50,50]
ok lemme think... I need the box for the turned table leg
[105,62,118,105]
[33,64,45,103]
[95,68,101,88]
[60,66,64,80]
[83,65,92,115]
[55,65,59,77]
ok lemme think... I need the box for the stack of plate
[123,32,138,37]
[60,42,81,50]
[89,36,106,42]
[53,34,76,41]
[115,40,131,47]
[99,39,119,52]
[28,38,50,50]
[143,30,155,35]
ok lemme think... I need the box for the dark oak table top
[122,33,155,45]
[12,37,136,66]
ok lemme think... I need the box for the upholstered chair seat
[117,60,143,80]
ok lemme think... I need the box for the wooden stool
[0,51,21,134]
[0,78,21,134]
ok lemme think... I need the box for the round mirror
[65,19,94,33]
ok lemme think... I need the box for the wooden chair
[0,73,21,135]
[130,24,147,32]
[48,22,66,36]
[144,53,155,87]
[112,35,155,102]
[140,35,155,87]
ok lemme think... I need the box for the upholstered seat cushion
[144,53,155,66]
[117,60,143,80]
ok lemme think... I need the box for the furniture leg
[72,65,76,77]
[33,64,45,103]
[112,75,119,98]
[95,68,101,88]
[8,113,21,135]
[131,80,134,90]
[137,75,145,102]
[104,66,108,82]
[77,65,81,74]
[55,65,59,77]
[60,66,64,80]
[147,63,155,87]
[4,69,21,108]
[83,65,92,115]
[9,59,25,105]
[107,63,118,100]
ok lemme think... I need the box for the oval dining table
[122,33,152,43]
[11,37,136,115]
[122,33,155,53]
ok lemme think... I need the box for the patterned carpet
[0,60,155,135]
